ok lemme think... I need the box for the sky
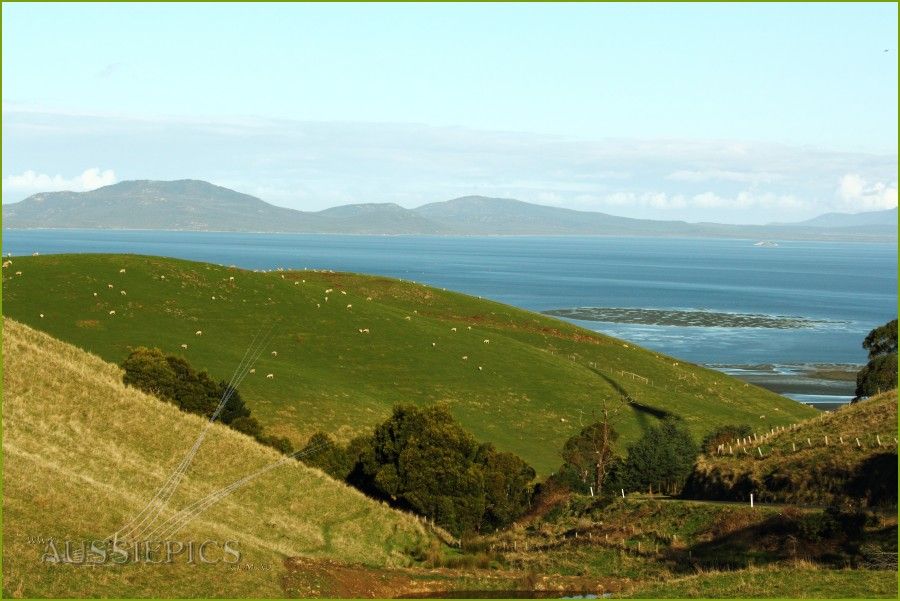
[2,2,898,223]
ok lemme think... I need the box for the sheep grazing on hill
[316,303,321,308]
[39,313,44,318]
[120,290,127,296]
[211,296,216,300]
[195,330,203,336]
[325,296,329,302]
[325,288,333,294]
[294,281,299,285]
[266,373,274,379]
[462,355,468,360]
[93,292,98,297]
[341,290,347,295]
[431,342,436,347]
[32,252,39,257]
[15,271,22,276]
[108,310,116,315]
[358,328,370,334]
[107,284,114,288]
[160,275,166,280]
[119,268,126,274]
[180,344,188,349]
[478,366,483,371]
[249,368,255,374]
[366,297,372,301]
[405,316,411,320]
[451,327,457,332]
[467,326,472,330]
[229,276,234,281]
[2,261,11,268]
[483,339,490,344]
[346,304,352,309]
[271,351,278,357]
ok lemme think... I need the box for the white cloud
[836,173,898,211]
[2,168,117,197]
[666,169,782,184]
[590,190,806,212]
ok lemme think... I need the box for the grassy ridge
[685,391,898,505]
[2,319,434,597]
[1,254,817,474]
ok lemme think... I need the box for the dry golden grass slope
[1,319,436,598]
[685,390,898,505]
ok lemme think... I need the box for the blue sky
[3,2,898,222]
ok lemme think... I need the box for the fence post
[750,493,754,508]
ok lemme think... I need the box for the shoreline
[710,363,859,410]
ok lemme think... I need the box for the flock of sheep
[9,258,494,382]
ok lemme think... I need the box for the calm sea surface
[3,230,896,403]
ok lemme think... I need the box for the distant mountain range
[3,179,896,241]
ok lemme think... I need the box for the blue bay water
[3,230,896,369]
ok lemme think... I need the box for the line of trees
[302,404,536,536]
[551,407,699,497]
[121,347,292,453]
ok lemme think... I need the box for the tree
[476,443,536,530]
[622,418,698,494]
[300,432,353,480]
[862,319,897,359]
[345,404,535,536]
[855,320,898,400]
[560,410,619,495]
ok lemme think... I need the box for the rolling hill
[2,319,436,598]
[1,254,817,475]
[684,390,898,505]
[3,179,895,240]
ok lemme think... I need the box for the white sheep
[325,296,329,302]
[107,284,113,288]
[316,303,321,308]
[467,326,472,330]
[325,288,333,293]
[431,342,436,347]
[302,279,306,283]
[195,330,203,336]
[160,275,166,280]
[249,368,256,374]
[346,304,352,309]
[271,351,278,357]
[294,281,299,285]
[229,276,234,281]
[450,327,457,332]
[39,313,44,318]
[93,292,98,297]
[405,316,411,320]
[366,296,372,301]
[483,339,490,344]
[180,344,188,349]
[341,290,347,295]
[109,310,116,315]
[211,296,216,300]
[266,373,274,379]
[15,271,22,276]
[462,355,468,360]
[2,261,11,268]
[478,366,483,371]
[119,268,126,274]
[120,290,127,296]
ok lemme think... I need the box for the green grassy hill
[2,254,817,474]
[2,319,437,597]
[685,390,898,505]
